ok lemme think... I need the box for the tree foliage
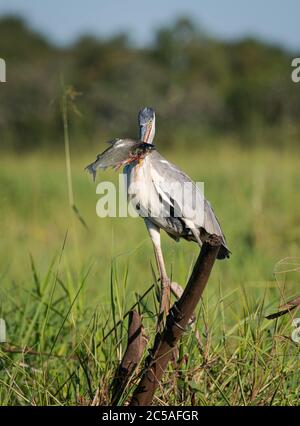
[0,16,299,151]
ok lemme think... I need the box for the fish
[85,138,155,181]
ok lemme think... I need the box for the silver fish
[85,138,155,181]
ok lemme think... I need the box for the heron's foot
[156,276,171,333]
[161,276,171,311]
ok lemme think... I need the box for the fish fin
[85,163,97,181]
[107,138,122,145]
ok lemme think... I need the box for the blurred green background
[1,3,300,406]
[1,15,300,151]
[0,10,299,305]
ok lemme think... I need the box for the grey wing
[203,199,229,250]
[149,151,204,225]
[149,151,229,249]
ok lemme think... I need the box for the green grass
[0,143,300,405]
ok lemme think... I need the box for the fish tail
[85,163,97,181]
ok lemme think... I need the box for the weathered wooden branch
[129,236,221,406]
[110,310,148,405]
[170,281,203,352]
[266,295,300,319]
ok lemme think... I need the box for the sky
[0,0,299,51]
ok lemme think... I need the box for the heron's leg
[144,219,171,321]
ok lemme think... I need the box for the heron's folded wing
[149,153,204,225]
[149,152,226,242]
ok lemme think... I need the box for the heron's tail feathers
[198,227,231,260]
[217,244,231,260]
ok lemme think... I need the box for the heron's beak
[140,121,153,143]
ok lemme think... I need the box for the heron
[131,107,230,315]
[86,108,230,323]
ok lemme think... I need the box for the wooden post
[110,310,147,405]
[129,236,221,406]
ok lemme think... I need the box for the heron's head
[138,107,156,144]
